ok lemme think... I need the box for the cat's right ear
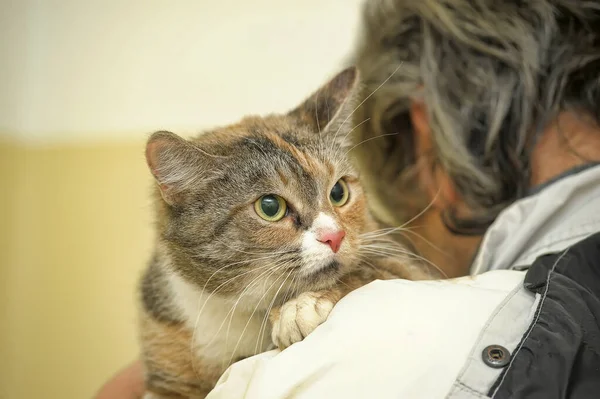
[145,131,209,205]
[288,66,361,147]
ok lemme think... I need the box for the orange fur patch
[140,313,224,399]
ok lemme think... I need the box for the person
[95,0,600,397]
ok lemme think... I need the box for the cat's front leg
[269,266,405,350]
[269,289,343,350]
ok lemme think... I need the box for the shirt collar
[470,163,600,274]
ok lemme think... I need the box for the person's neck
[530,111,600,187]
[410,111,600,278]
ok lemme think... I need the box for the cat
[138,66,435,399]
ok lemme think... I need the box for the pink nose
[316,230,346,253]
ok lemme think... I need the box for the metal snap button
[482,345,511,368]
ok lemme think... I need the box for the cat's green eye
[330,179,349,207]
[255,194,287,222]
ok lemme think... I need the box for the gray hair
[349,0,600,233]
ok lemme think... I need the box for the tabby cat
[139,67,434,399]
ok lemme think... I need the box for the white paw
[270,291,337,350]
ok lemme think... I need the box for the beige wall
[1,139,154,398]
[1,0,362,145]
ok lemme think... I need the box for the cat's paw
[270,290,339,350]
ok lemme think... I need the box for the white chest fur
[167,273,273,362]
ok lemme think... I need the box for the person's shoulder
[207,270,530,399]
[328,269,527,338]
[340,268,526,304]
[208,236,600,399]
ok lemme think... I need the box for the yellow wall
[1,139,154,398]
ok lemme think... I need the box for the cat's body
[139,67,435,399]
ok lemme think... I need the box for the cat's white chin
[300,259,341,278]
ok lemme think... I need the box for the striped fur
[138,67,435,398]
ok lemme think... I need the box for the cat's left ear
[145,131,214,205]
[288,66,361,147]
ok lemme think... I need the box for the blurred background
[0,0,363,397]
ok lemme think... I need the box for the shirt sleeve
[206,271,526,399]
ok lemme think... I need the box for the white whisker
[361,245,448,279]
[360,188,441,241]
[329,62,403,155]
[226,267,295,366]
[219,261,289,357]
[344,132,400,156]
[189,259,289,376]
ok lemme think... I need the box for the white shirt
[207,164,600,399]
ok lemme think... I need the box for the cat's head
[146,67,369,302]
